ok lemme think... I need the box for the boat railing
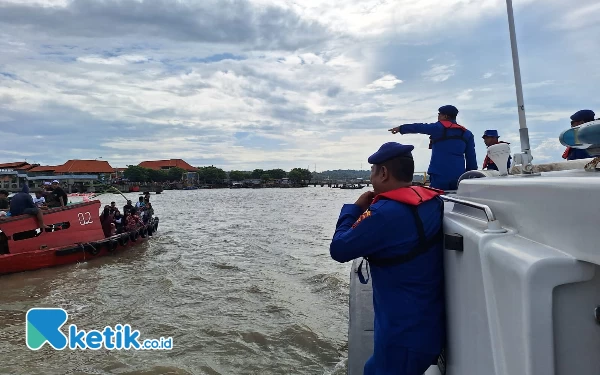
[440,195,507,233]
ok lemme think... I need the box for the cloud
[422,64,455,83]
[0,0,598,173]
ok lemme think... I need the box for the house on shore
[0,160,114,192]
[138,159,197,172]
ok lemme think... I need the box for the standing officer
[329,142,445,375]
[481,129,512,171]
[388,105,477,190]
[563,109,595,160]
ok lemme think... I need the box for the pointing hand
[388,127,400,134]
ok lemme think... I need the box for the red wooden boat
[0,200,159,275]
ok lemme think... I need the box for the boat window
[12,229,42,241]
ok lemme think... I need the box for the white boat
[346,1,600,374]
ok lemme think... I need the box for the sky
[0,0,599,172]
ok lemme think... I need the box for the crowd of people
[99,194,154,238]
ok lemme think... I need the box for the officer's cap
[438,105,459,116]
[570,109,595,122]
[482,129,499,138]
[368,142,414,165]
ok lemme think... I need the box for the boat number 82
[78,212,93,225]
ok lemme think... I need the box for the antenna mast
[505,0,534,173]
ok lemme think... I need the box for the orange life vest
[366,186,444,267]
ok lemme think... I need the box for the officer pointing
[330,142,445,375]
[388,105,477,190]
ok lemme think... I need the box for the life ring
[118,235,129,246]
[86,243,100,256]
[107,239,118,252]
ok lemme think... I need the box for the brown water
[0,187,366,375]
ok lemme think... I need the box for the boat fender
[147,224,154,236]
[107,239,118,253]
[130,231,138,242]
[118,234,129,246]
[139,227,147,238]
[86,243,100,256]
[154,219,159,231]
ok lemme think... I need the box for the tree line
[122,166,314,184]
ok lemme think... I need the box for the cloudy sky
[0,0,598,172]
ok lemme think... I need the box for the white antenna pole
[505,0,534,173]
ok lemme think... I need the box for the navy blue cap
[482,129,499,138]
[570,109,595,122]
[438,105,459,116]
[368,142,414,164]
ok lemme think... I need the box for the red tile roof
[28,165,57,173]
[53,160,114,174]
[138,159,197,172]
[0,161,30,169]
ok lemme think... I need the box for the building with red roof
[138,159,197,172]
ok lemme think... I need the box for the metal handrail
[440,195,506,233]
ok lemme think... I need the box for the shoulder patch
[352,210,372,228]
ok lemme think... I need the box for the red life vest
[562,147,571,159]
[365,186,444,268]
[482,141,510,169]
[429,120,468,148]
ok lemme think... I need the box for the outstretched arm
[389,123,440,136]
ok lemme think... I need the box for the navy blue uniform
[563,147,591,160]
[330,188,445,374]
[399,121,477,190]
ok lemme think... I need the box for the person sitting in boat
[135,196,145,209]
[481,130,512,171]
[43,185,61,208]
[109,201,120,215]
[6,185,49,230]
[33,191,46,208]
[0,190,9,217]
[143,202,154,224]
[50,180,68,207]
[125,208,143,232]
[100,205,115,238]
[562,109,595,160]
[388,105,478,190]
[123,200,134,215]
[329,142,445,375]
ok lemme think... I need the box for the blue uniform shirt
[9,185,36,216]
[330,196,445,373]
[566,148,591,160]
[399,122,477,184]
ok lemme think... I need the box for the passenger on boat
[563,109,595,160]
[123,200,134,215]
[100,205,115,238]
[142,203,153,224]
[125,208,143,231]
[388,105,477,190]
[43,186,61,208]
[33,191,46,207]
[481,130,512,171]
[330,142,445,375]
[109,201,120,215]
[135,196,145,209]
[0,190,9,211]
[50,180,68,207]
[6,185,49,230]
